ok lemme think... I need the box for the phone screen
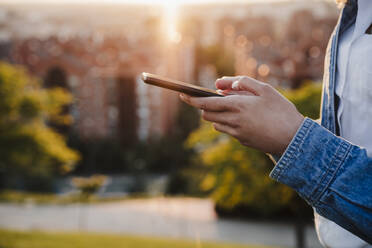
[142,72,223,97]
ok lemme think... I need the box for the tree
[0,62,79,191]
[185,82,322,217]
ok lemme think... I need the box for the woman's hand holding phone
[180,76,304,155]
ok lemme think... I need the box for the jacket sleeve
[270,117,372,244]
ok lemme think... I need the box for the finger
[215,76,242,90]
[213,122,238,137]
[179,94,232,112]
[232,77,266,96]
[217,89,255,96]
[202,111,238,127]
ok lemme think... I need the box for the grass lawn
[0,229,275,248]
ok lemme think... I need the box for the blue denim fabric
[270,0,372,244]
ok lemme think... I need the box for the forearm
[270,118,372,243]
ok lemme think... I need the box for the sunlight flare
[162,1,181,43]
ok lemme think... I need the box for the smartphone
[141,72,223,97]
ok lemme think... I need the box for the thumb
[231,77,266,96]
[215,76,242,90]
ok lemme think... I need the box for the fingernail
[232,81,239,90]
[180,93,189,101]
[217,89,230,96]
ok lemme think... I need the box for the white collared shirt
[314,0,372,247]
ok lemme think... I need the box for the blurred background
[0,0,339,247]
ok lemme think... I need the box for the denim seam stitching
[307,132,345,202]
[329,186,371,211]
[277,119,308,180]
[311,139,352,206]
[277,119,313,181]
[315,203,369,243]
[272,118,313,181]
[271,120,303,179]
[308,141,341,204]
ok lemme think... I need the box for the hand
[179,76,304,155]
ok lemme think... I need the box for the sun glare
[0,0,280,42]
[162,1,181,43]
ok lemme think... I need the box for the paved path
[0,197,322,248]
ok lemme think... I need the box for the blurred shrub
[0,62,79,191]
[185,82,322,218]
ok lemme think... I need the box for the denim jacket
[270,0,372,243]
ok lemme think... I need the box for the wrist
[279,113,305,155]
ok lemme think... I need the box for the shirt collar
[339,0,357,35]
[353,0,372,37]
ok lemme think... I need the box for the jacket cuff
[270,117,352,206]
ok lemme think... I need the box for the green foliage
[0,62,79,191]
[282,81,322,119]
[0,229,272,248]
[185,82,322,217]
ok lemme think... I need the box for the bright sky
[0,0,285,42]
[0,0,303,42]
[0,0,289,4]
